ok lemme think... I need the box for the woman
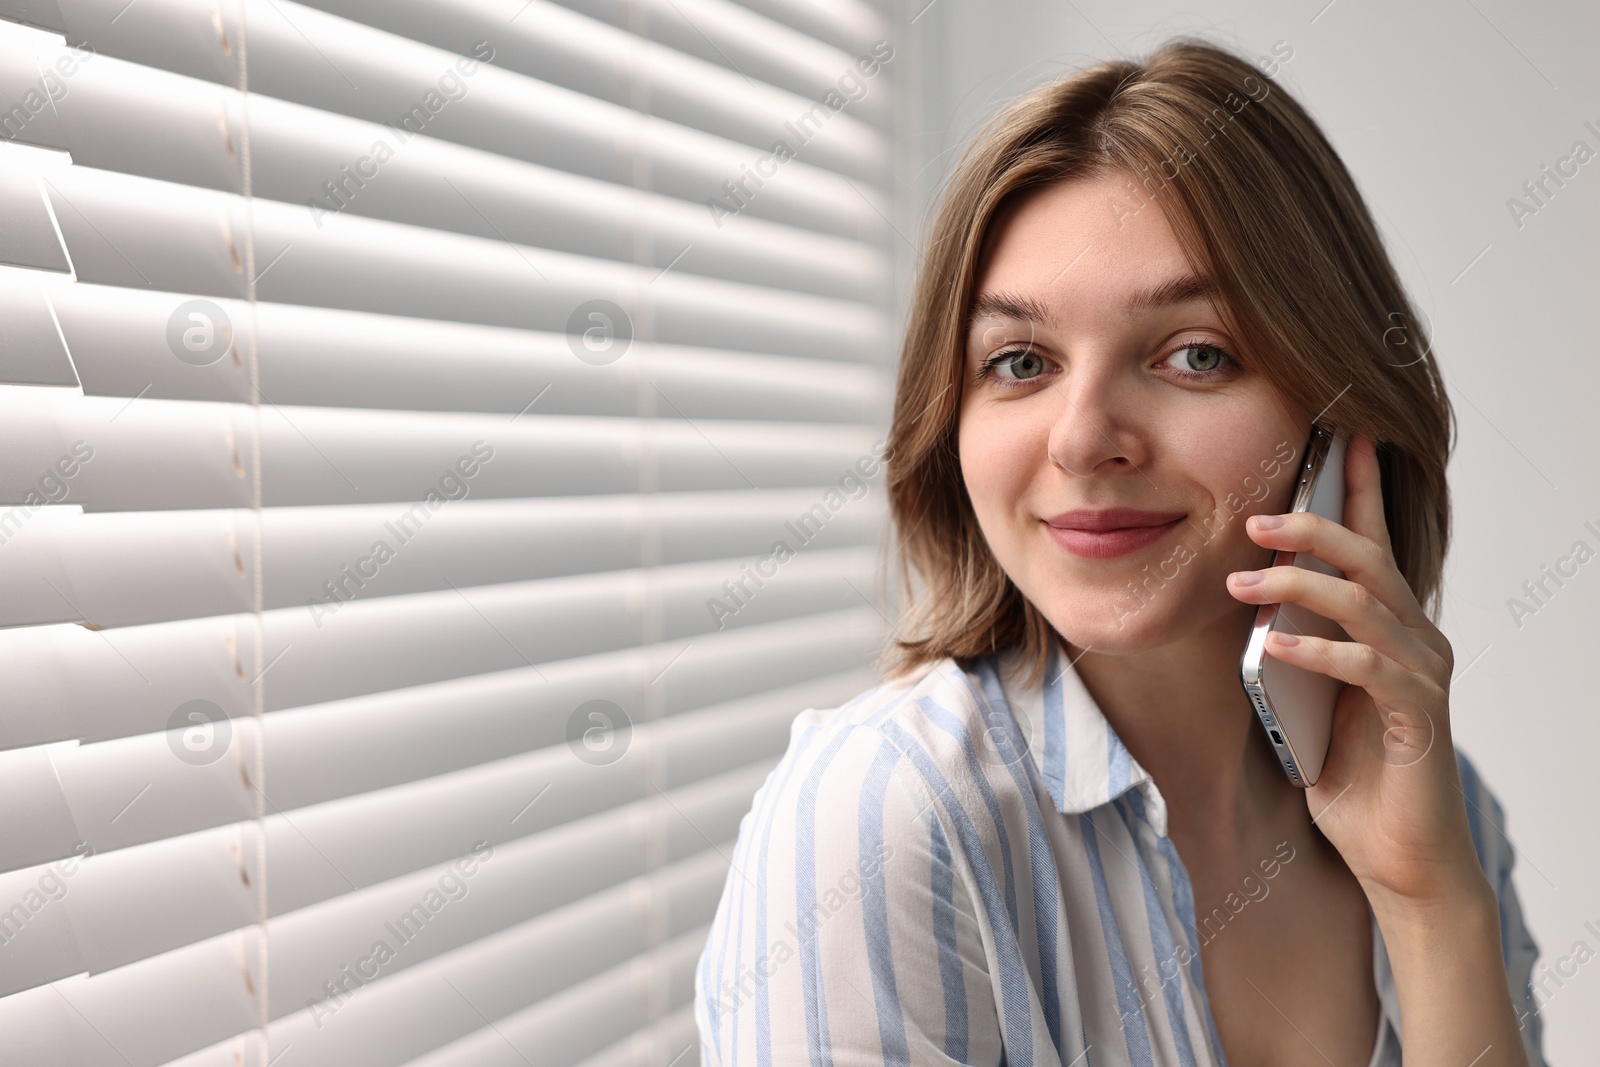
[694,38,1545,1067]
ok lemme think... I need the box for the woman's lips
[1043,509,1187,559]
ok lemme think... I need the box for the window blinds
[0,0,897,1063]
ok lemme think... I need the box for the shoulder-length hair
[883,37,1453,683]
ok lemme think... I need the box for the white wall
[901,0,1599,1058]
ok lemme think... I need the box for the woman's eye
[1162,342,1233,376]
[986,349,1049,381]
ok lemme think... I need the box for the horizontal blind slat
[0,616,254,752]
[0,603,880,753]
[1,490,886,628]
[0,508,255,629]
[0,389,254,514]
[52,283,889,416]
[1,390,882,515]
[0,594,875,750]
[0,46,246,194]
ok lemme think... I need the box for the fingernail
[1231,570,1263,586]
[1252,514,1284,530]
[1270,631,1300,646]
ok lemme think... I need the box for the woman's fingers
[1227,564,1446,679]
[1243,509,1426,630]
[1263,630,1445,713]
[1340,433,1396,561]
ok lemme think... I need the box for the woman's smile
[1043,507,1188,558]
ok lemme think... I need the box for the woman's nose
[1043,362,1150,478]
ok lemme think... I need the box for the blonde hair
[884,37,1453,684]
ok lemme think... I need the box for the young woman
[694,38,1545,1067]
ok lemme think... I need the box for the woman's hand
[1225,432,1532,1067]
[1224,432,1483,912]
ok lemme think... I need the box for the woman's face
[958,171,1310,655]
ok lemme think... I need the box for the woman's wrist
[1360,860,1497,935]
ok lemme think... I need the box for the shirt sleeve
[694,718,1003,1067]
[1455,751,1548,1067]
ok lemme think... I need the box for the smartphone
[1239,426,1349,787]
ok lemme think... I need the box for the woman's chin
[1036,582,1248,657]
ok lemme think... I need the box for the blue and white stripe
[694,641,1547,1066]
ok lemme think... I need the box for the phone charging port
[1269,729,1285,747]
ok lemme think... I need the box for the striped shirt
[693,640,1548,1066]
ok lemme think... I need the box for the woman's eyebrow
[1121,272,1219,317]
[966,291,1055,329]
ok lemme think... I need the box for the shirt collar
[970,637,1171,836]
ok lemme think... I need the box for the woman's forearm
[1369,874,1530,1067]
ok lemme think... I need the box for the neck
[1066,607,1306,859]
